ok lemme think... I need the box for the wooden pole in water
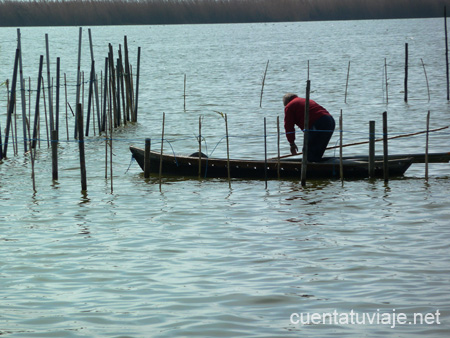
[339,110,343,182]
[344,61,350,103]
[225,113,231,189]
[307,60,310,81]
[425,111,430,180]
[64,73,69,141]
[118,48,127,124]
[369,120,375,178]
[420,59,431,102]
[51,129,58,181]
[124,36,134,121]
[134,46,141,121]
[17,29,28,153]
[301,80,311,187]
[260,60,269,108]
[144,138,151,179]
[198,115,202,178]
[116,58,123,126]
[445,6,449,101]
[0,121,3,160]
[74,27,82,139]
[88,28,101,131]
[159,112,165,191]
[77,103,87,191]
[382,111,389,182]
[104,96,108,179]
[404,43,408,102]
[277,115,280,179]
[41,76,50,148]
[102,57,109,133]
[108,44,119,128]
[3,48,20,158]
[45,34,54,131]
[109,84,113,194]
[85,60,95,136]
[264,117,268,188]
[56,57,60,138]
[184,74,186,112]
[384,58,389,104]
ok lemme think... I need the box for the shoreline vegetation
[0,0,447,27]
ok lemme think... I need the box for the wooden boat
[129,146,449,180]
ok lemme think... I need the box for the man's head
[283,93,298,106]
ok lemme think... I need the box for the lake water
[1,18,449,337]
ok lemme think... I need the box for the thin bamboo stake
[260,60,269,108]
[277,115,280,179]
[116,58,123,127]
[74,27,82,139]
[102,57,109,133]
[445,6,449,100]
[28,77,31,143]
[339,110,343,182]
[264,117,268,188]
[144,138,151,179]
[134,46,141,121]
[124,36,134,121]
[116,58,122,127]
[77,103,87,192]
[198,115,202,178]
[425,111,430,180]
[369,121,375,178]
[307,60,310,81]
[17,29,28,153]
[85,60,95,136]
[56,57,60,138]
[384,58,389,104]
[225,113,231,189]
[420,58,431,102]
[51,129,58,181]
[118,47,127,123]
[272,125,449,160]
[159,112,165,191]
[0,120,3,160]
[41,76,50,148]
[104,101,108,179]
[109,86,113,194]
[301,80,310,187]
[64,73,69,141]
[31,142,36,192]
[383,111,389,182]
[45,34,54,131]
[13,91,18,155]
[404,43,408,102]
[184,74,186,111]
[3,48,20,158]
[107,45,118,128]
[88,29,101,130]
[344,61,350,103]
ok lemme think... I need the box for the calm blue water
[1,18,449,337]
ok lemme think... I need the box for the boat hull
[129,146,415,180]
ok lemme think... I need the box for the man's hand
[290,143,298,155]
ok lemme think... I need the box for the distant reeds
[0,0,447,27]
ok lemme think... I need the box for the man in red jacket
[283,93,335,162]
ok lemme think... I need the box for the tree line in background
[0,0,447,26]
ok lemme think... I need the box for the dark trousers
[306,115,335,162]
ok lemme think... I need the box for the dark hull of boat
[129,146,419,180]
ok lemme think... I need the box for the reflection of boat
[130,146,449,179]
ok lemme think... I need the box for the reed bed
[0,0,447,27]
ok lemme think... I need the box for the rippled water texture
[1,18,449,337]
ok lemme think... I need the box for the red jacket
[284,97,330,144]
